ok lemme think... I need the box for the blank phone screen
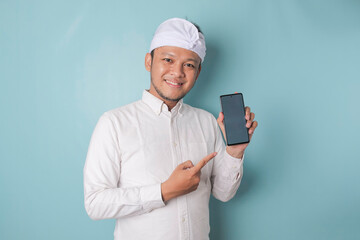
[220,93,249,145]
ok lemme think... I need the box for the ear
[195,64,202,81]
[145,53,152,72]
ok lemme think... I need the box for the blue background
[1,0,359,239]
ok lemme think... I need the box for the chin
[163,93,185,102]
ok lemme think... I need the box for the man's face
[145,46,202,105]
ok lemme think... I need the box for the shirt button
[173,142,177,147]
[182,217,185,222]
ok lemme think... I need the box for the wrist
[226,147,244,159]
[161,181,175,202]
[161,182,168,202]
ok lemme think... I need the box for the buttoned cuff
[222,151,244,182]
[140,183,166,212]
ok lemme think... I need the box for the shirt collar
[142,90,184,116]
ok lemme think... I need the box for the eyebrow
[160,52,175,57]
[160,52,200,64]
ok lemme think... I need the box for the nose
[170,62,185,78]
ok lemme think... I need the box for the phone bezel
[220,93,250,146]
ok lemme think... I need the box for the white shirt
[84,90,244,240]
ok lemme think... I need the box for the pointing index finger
[192,152,217,173]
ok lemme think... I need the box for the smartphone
[220,93,249,145]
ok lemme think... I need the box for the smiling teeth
[166,80,182,85]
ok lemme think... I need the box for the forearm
[211,151,244,202]
[84,183,164,220]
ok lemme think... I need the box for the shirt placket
[169,113,190,240]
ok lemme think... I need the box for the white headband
[149,18,206,63]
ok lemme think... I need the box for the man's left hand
[217,106,258,159]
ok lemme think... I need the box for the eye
[185,63,195,68]
[163,58,172,63]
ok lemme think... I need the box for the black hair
[192,22,203,34]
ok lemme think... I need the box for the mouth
[165,79,184,87]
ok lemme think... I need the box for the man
[84,18,258,240]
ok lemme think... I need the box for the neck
[164,101,177,111]
[147,89,179,111]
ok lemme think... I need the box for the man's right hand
[161,152,217,202]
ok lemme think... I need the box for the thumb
[180,160,194,169]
